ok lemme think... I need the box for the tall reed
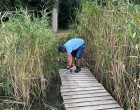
[0,9,58,108]
[75,1,140,109]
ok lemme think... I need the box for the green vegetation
[0,9,60,109]
[59,0,79,29]
[75,1,140,109]
[0,0,55,11]
[1,0,140,110]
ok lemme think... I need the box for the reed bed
[75,1,140,109]
[0,10,59,109]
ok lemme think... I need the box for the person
[57,38,85,73]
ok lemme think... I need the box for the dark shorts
[71,43,85,59]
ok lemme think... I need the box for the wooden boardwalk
[59,67,124,110]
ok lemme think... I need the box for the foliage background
[74,0,140,109]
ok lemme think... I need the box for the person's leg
[72,57,76,65]
[71,51,76,65]
[77,59,81,67]
[75,44,85,73]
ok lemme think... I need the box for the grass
[55,29,70,38]
[75,1,140,109]
[0,9,61,109]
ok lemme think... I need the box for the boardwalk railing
[59,67,124,110]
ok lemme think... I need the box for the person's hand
[71,64,75,67]
[67,64,75,70]
[67,65,71,70]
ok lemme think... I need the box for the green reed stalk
[75,1,140,109]
[0,9,59,109]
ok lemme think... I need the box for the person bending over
[57,38,85,73]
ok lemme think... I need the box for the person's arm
[65,45,75,69]
[67,54,72,66]
[67,54,75,69]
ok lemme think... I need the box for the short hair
[57,45,65,52]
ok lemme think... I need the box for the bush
[0,9,59,108]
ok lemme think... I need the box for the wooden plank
[61,75,96,79]
[59,68,124,110]
[61,89,106,96]
[61,83,102,89]
[61,86,105,93]
[61,82,100,86]
[59,70,91,75]
[60,74,94,77]
[65,99,119,108]
[62,92,110,99]
[61,78,97,82]
[59,70,91,73]
[105,108,124,110]
[60,73,93,77]
[63,96,114,103]
[59,68,90,71]
[66,104,122,110]
[61,79,98,84]
[59,69,91,74]
[61,75,93,77]
[60,75,94,78]
[61,79,98,82]
[62,81,98,85]
[61,80,99,84]
[61,76,96,79]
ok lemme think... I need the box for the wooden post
[52,0,58,33]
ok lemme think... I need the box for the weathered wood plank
[62,81,98,86]
[61,76,97,80]
[62,92,110,99]
[61,80,98,83]
[59,72,91,75]
[60,72,92,75]
[59,68,123,110]
[59,70,92,75]
[60,73,94,76]
[61,82,100,86]
[61,89,106,96]
[61,86,105,93]
[63,96,114,103]
[61,75,97,80]
[66,104,122,110]
[59,69,90,72]
[65,99,119,108]
[62,80,98,84]
[62,82,97,85]
[61,83,102,89]
[60,74,94,77]
[61,77,95,80]
[105,108,124,110]
[59,68,90,72]
[61,79,98,83]
[61,76,96,79]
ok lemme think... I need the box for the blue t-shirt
[64,38,84,55]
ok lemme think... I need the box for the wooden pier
[59,67,124,110]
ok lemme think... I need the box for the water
[31,74,65,110]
